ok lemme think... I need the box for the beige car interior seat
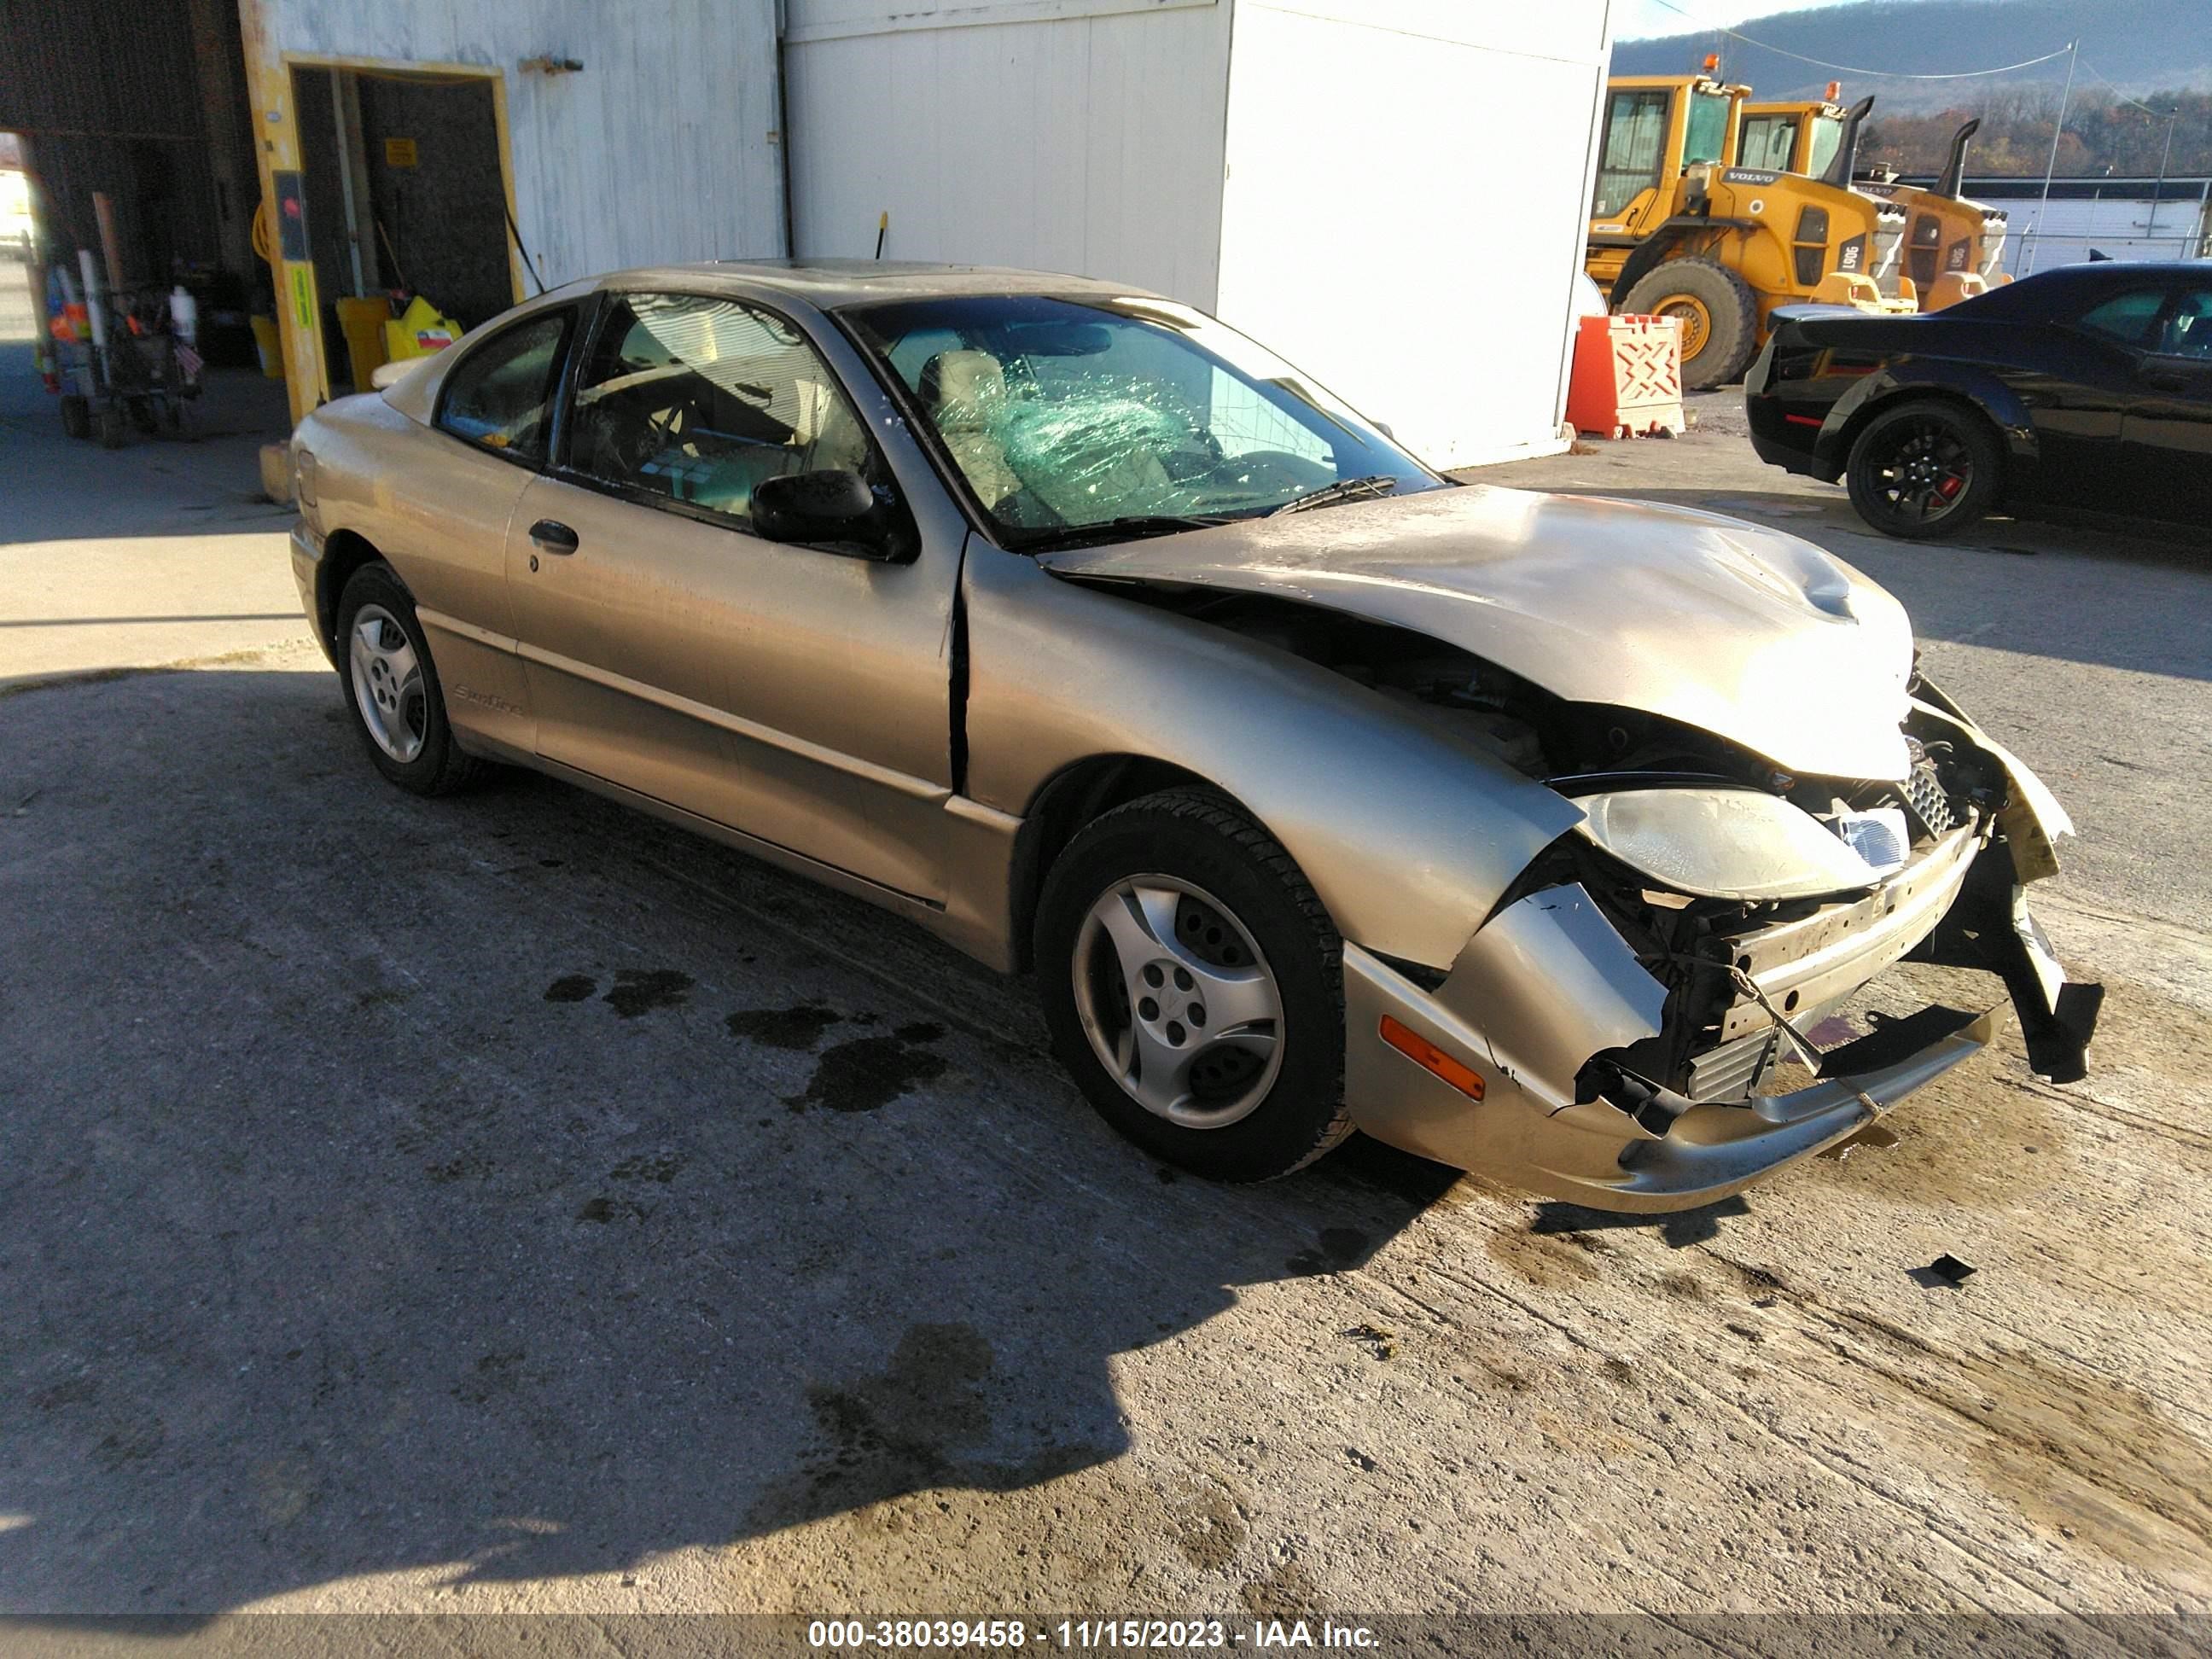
[920,350,1022,511]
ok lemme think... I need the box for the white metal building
[14,0,1612,454]
[1997,178,2211,274]
[235,0,785,416]
[785,0,1616,468]
[1895,174,2212,274]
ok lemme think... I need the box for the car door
[405,303,580,758]
[2022,280,2171,505]
[2119,279,2212,524]
[503,288,954,903]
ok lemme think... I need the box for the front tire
[1845,399,2003,539]
[335,562,484,795]
[1620,258,1760,389]
[1035,791,1351,1182]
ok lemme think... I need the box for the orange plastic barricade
[1566,313,1685,439]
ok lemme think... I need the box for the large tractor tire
[1621,259,1761,390]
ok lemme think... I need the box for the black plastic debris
[1909,1253,1977,1289]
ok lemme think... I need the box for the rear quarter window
[434,311,573,464]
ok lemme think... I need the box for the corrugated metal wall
[259,0,786,286]
[2013,190,2212,271]
[783,0,1231,307]
[0,0,246,283]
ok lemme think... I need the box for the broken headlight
[1573,786,1886,902]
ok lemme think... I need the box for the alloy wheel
[348,603,427,764]
[1871,417,1974,524]
[1071,876,1285,1130]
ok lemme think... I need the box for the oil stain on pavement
[784,1022,949,1114]
[543,974,597,1003]
[602,969,693,1018]
[726,1003,845,1050]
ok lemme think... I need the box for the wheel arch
[317,527,394,656]
[1005,754,1237,974]
[1606,221,1747,310]
[1825,371,2036,503]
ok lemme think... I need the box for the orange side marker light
[1379,1017,1485,1101]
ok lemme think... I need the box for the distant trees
[1861,89,2211,178]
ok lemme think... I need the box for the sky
[1615,0,1846,42]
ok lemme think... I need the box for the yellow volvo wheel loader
[1586,72,1912,388]
[1854,120,2011,306]
[1738,85,1854,180]
[1741,93,2010,307]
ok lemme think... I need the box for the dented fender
[1908,683,2072,882]
[1435,883,1667,1110]
[962,548,1586,969]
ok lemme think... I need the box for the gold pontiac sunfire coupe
[288,261,2100,1210]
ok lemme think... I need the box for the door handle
[528,519,579,555]
[2141,370,2187,392]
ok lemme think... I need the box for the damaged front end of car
[1036,486,2098,1208]
[1344,678,2100,1211]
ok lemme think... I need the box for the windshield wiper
[1025,512,1237,550]
[1272,474,1400,515]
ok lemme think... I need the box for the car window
[2154,287,2212,359]
[563,292,880,529]
[434,311,572,463]
[843,294,1438,545]
[1594,90,1669,218]
[2074,288,2168,349]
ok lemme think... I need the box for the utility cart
[53,280,203,447]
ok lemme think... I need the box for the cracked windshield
[846,294,1440,544]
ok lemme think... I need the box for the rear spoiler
[1934,119,1982,200]
[1819,95,1877,189]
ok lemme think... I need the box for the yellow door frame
[236,1,527,424]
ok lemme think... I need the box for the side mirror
[750,469,908,561]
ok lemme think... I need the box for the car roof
[375,261,1172,422]
[1959,259,2210,319]
[586,259,1155,311]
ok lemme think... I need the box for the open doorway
[288,62,516,395]
[1,133,33,344]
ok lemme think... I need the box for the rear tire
[1844,399,2004,540]
[1621,258,1760,389]
[334,562,485,796]
[58,393,90,440]
[1035,790,1352,1183]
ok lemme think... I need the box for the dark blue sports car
[1747,261,2212,539]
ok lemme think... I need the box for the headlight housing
[1574,787,1884,901]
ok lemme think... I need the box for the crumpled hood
[1040,484,1916,782]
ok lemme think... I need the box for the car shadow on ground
[0,661,1471,1615]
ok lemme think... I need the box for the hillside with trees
[1862,88,2212,176]
[1615,0,2212,175]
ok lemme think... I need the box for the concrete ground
[0,265,300,692]
[3,267,2209,1633]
